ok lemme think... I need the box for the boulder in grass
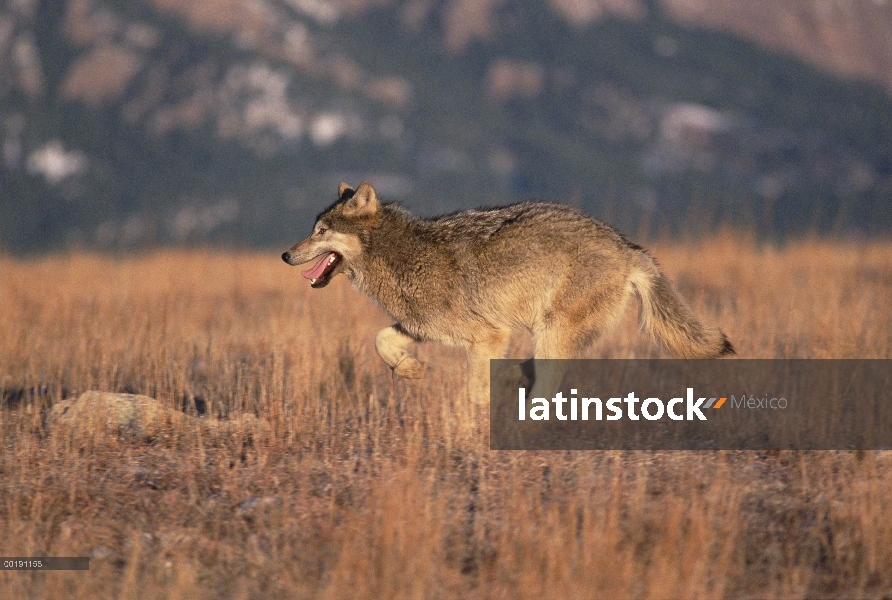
[50,391,186,435]
[236,496,283,519]
[50,391,269,437]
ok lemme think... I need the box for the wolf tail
[630,255,735,359]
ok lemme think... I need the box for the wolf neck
[349,206,449,334]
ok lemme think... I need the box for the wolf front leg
[466,330,512,405]
[526,326,577,401]
[375,324,427,379]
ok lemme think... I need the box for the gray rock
[236,496,283,518]
[89,547,117,561]
[50,391,269,437]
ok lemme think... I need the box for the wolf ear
[338,182,355,199]
[343,181,379,217]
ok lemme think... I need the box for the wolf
[282,181,734,404]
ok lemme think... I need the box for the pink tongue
[301,253,335,279]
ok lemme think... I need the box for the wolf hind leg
[527,284,633,399]
[375,324,427,379]
[527,324,605,401]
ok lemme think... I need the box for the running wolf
[282,181,734,404]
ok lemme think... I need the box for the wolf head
[281,181,379,288]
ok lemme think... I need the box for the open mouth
[301,252,342,288]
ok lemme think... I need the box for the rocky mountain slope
[1,0,890,252]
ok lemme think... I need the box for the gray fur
[283,181,735,404]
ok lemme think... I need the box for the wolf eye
[316,227,327,235]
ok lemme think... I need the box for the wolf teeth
[328,256,335,264]
[310,278,317,284]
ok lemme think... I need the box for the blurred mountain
[1,0,891,252]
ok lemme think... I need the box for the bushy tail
[631,259,735,359]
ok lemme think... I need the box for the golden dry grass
[1,236,891,599]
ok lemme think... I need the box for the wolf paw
[393,357,427,379]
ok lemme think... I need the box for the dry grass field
[1,235,891,599]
